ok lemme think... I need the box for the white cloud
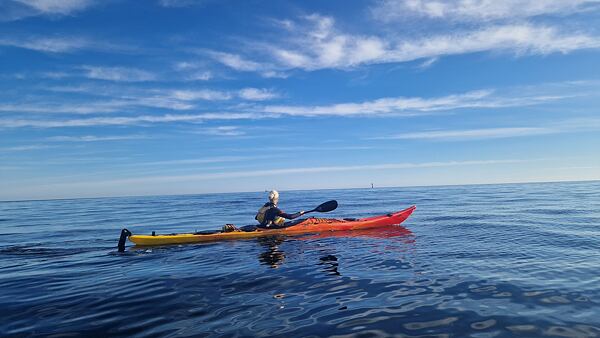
[140,156,256,166]
[42,72,71,79]
[372,0,600,22]
[387,24,600,59]
[187,71,212,81]
[47,135,147,142]
[45,85,196,110]
[0,101,129,114]
[1,0,95,21]
[270,17,600,70]
[198,126,245,136]
[417,57,438,69]
[37,84,279,114]
[261,145,375,152]
[210,51,265,71]
[170,89,231,101]
[124,96,195,110]
[158,0,205,8]
[15,0,94,14]
[0,36,135,54]
[238,88,279,101]
[371,117,600,141]
[0,36,91,53]
[174,61,197,70]
[0,113,259,128]
[2,82,592,128]
[261,70,290,79]
[376,127,555,140]
[53,159,531,186]
[81,66,157,82]
[213,15,600,72]
[168,88,278,101]
[0,144,53,152]
[261,89,567,117]
[0,95,197,114]
[172,61,213,81]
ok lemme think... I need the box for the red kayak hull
[129,205,416,245]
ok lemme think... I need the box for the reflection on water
[257,236,287,268]
[256,226,414,270]
[1,181,600,337]
[319,254,341,276]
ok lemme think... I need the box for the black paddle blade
[315,200,338,213]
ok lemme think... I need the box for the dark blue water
[1,181,600,337]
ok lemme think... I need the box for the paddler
[255,190,305,228]
[221,190,305,232]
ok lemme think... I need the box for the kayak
[125,205,416,246]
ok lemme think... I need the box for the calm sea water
[1,181,599,337]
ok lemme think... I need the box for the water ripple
[1,181,600,337]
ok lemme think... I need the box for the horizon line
[2,178,598,203]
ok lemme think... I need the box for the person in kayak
[221,190,305,232]
[255,190,305,228]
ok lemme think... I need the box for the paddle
[304,200,338,214]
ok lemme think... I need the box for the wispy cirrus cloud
[2,81,593,128]
[15,0,95,14]
[261,89,567,117]
[172,61,214,81]
[41,72,71,79]
[207,51,291,78]
[49,159,532,186]
[169,89,232,101]
[0,95,196,114]
[275,16,600,70]
[44,85,203,110]
[0,84,278,119]
[47,135,148,142]
[213,14,600,73]
[139,155,260,166]
[260,70,290,79]
[0,36,137,54]
[27,85,276,115]
[371,118,600,141]
[196,126,246,136]
[158,0,206,8]
[374,127,555,140]
[0,36,91,53]
[0,144,53,152]
[169,88,277,101]
[238,88,279,101]
[47,83,277,105]
[372,0,600,22]
[81,66,157,82]
[210,51,264,71]
[186,71,212,81]
[0,113,259,128]
[0,101,132,114]
[0,0,96,21]
[417,57,438,69]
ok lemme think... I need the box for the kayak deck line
[118,205,416,250]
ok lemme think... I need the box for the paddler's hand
[300,210,305,215]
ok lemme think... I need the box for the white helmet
[268,190,279,203]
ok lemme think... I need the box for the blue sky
[1,0,599,200]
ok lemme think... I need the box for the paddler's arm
[278,209,305,220]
